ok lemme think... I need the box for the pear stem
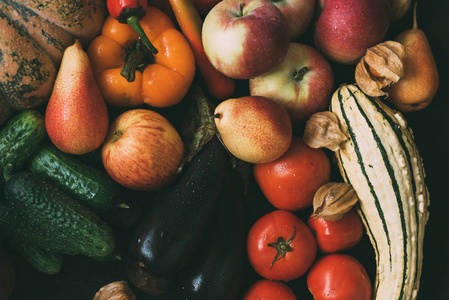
[412,1,418,30]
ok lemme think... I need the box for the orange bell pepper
[87,6,196,108]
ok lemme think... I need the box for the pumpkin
[0,0,107,125]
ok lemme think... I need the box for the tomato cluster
[245,136,371,299]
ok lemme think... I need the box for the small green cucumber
[1,171,116,258]
[29,142,121,213]
[13,242,63,275]
[0,109,46,181]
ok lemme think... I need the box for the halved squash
[0,0,107,124]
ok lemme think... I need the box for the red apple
[313,0,391,64]
[202,0,290,79]
[269,0,316,40]
[250,42,334,125]
[101,109,185,191]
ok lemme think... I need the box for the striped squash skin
[329,84,430,300]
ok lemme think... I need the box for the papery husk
[355,41,405,97]
[93,281,136,300]
[303,111,347,151]
[312,182,359,221]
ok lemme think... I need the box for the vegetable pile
[0,0,440,299]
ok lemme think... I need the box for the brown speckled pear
[385,2,439,112]
[45,39,109,155]
[214,96,292,164]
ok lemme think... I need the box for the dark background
[6,0,449,299]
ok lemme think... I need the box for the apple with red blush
[313,0,391,64]
[101,109,185,192]
[250,42,334,125]
[269,0,316,40]
[202,0,290,79]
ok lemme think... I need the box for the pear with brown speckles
[214,96,292,164]
[385,2,439,112]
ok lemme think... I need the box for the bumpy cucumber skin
[0,110,46,180]
[29,143,121,213]
[1,171,116,258]
[13,242,63,275]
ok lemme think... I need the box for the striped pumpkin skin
[329,84,429,300]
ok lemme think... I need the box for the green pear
[45,39,109,155]
[214,96,292,164]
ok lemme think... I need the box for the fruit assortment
[0,0,442,299]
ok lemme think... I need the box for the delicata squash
[330,84,430,300]
[0,0,107,125]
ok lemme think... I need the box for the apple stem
[112,130,123,142]
[239,3,245,16]
[293,67,309,82]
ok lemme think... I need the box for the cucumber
[0,171,116,258]
[12,242,63,275]
[29,142,122,213]
[0,109,46,181]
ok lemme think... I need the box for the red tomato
[243,279,297,300]
[307,253,372,300]
[247,210,317,282]
[307,208,365,254]
[253,136,331,212]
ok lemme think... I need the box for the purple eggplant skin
[127,136,229,294]
[175,164,248,300]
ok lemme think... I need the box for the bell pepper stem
[127,15,158,54]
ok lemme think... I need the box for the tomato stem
[267,226,296,270]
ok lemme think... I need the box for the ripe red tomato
[253,136,331,212]
[243,279,297,300]
[247,210,317,282]
[307,208,365,254]
[307,253,372,300]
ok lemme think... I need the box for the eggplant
[127,136,229,295]
[175,164,248,300]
